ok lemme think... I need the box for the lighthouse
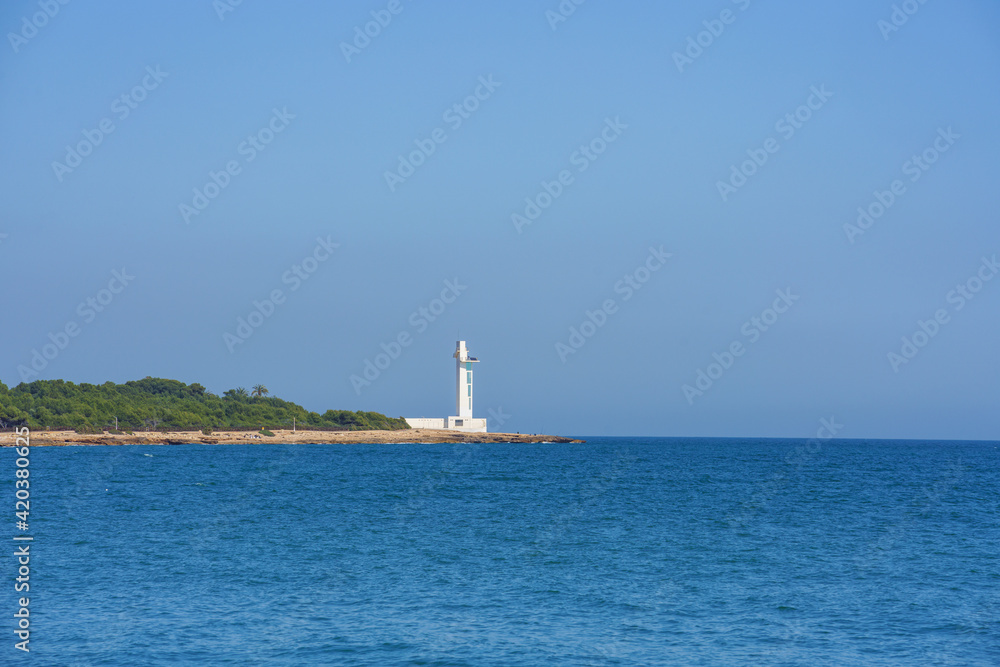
[454,340,479,418]
[404,340,488,433]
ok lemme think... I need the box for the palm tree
[251,384,269,398]
[235,387,249,398]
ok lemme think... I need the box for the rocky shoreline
[0,429,584,447]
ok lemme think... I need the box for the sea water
[7,437,999,665]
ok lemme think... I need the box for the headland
[0,429,584,447]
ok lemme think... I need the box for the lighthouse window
[468,386,472,396]
[466,362,472,371]
[467,372,472,383]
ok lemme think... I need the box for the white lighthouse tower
[454,340,478,418]
[404,340,488,433]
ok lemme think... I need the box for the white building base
[447,416,487,433]
[405,417,488,433]
[404,417,445,429]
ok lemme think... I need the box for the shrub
[260,429,275,437]
[202,427,213,435]
[1,377,405,432]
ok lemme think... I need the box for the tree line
[0,377,410,433]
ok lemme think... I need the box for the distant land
[0,377,583,445]
[0,429,583,447]
[0,377,408,433]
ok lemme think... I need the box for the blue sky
[2,0,998,439]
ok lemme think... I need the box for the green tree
[0,377,409,432]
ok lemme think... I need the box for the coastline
[0,429,585,447]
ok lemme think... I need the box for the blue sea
[8,437,999,665]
